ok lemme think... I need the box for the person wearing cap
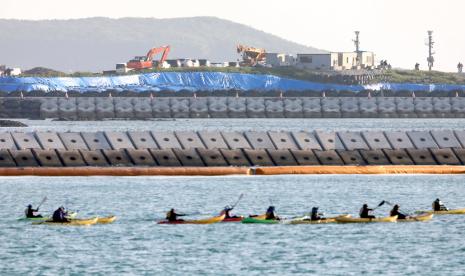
[359,204,375,219]
[265,206,279,220]
[432,199,448,211]
[25,204,42,218]
[389,204,408,219]
[52,206,69,222]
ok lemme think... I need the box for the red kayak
[222,216,244,222]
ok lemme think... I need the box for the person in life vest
[52,206,69,222]
[432,199,448,211]
[219,206,240,219]
[25,204,42,218]
[389,204,408,219]
[359,204,376,219]
[310,207,325,221]
[166,208,186,222]
[265,206,279,220]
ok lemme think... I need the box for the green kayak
[241,217,279,224]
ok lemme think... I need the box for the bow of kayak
[335,215,398,223]
[158,214,225,225]
[33,217,98,226]
[96,216,117,224]
[398,213,433,222]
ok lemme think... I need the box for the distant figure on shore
[415,63,420,71]
[458,62,463,73]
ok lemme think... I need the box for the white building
[296,51,375,70]
[265,53,296,67]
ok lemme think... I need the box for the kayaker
[166,208,186,222]
[265,206,279,220]
[310,207,325,221]
[25,204,42,218]
[432,199,448,211]
[359,204,375,219]
[389,204,408,219]
[220,206,239,219]
[52,206,69,222]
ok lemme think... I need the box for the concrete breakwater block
[0,133,17,150]
[405,148,437,165]
[79,149,109,166]
[198,131,229,149]
[0,149,17,167]
[127,131,158,149]
[81,132,112,150]
[56,149,87,166]
[35,132,65,150]
[314,150,344,165]
[32,149,63,167]
[359,149,390,165]
[243,149,274,166]
[59,132,88,150]
[149,149,181,167]
[219,149,250,166]
[267,149,298,166]
[382,149,415,165]
[10,149,39,167]
[125,149,157,166]
[196,148,228,167]
[290,149,320,165]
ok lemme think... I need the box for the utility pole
[353,31,361,67]
[426,30,435,71]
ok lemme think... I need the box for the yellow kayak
[418,208,465,215]
[336,215,397,223]
[158,214,225,224]
[398,213,433,222]
[33,217,98,226]
[96,216,117,224]
[289,214,351,225]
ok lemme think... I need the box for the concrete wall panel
[58,132,88,150]
[35,132,65,150]
[244,131,275,149]
[0,133,17,150]
[32,149,63,167]
[149,149,182,167]
[221,132,252,149]
[384,132,414,149]
[175,131,206,149]
[11,132,42,149]
[79,149,109,166]
[220,149,250,166]
[81,132,112,150]
[406,131,438,149]
[267,149,298,166]
[454,130,465,148]
[430,130,461,148]
[198,131,229,149]
[197,148,229,166]
[338,132,369,150]
[173,148,205,166]
[430,148,461,165]
[290,149,320,165]
[56,149,86,166]
[125,149,157,166]
[127,131,158,149]
[405,149,437,165]
[243,149,274,166]
[452,148,465,164]
[291,132,322,150]
[104,131,135,150]
[268,131,298,150]
[336,150,366,165]
[102,149,133,166]
[359,149,390,165]
[383,149,414,165]
[0,149,16,167]
[361,131,391,149]
[151,131,182,149]
[314,150,344,165]
[315,131,345,150]
[10,149,39,166]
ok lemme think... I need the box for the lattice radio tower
[426,31,435,71]
[353,31,361,66]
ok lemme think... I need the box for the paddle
[230,193,244,210]
[372,200,385,210]
[36,196,47,210]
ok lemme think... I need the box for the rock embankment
[0,120,27,127]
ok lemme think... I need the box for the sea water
[0,119,465,275]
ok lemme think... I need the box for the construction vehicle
[236,44,266,66]
[126,45,171,70]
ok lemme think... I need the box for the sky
[1,0,464,72]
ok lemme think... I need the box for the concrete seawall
[1,129,465,168]
[2,97,465,119]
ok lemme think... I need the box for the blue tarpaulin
[0,72,464,92]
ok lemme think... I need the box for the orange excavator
[236,44,266,66]
[127,45,171,70]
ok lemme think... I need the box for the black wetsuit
[390,209,407,219]
[26,207,42,218]
[52,209,68,222]
[360,207,375,219]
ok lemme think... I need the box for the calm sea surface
[1,119,465,275]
